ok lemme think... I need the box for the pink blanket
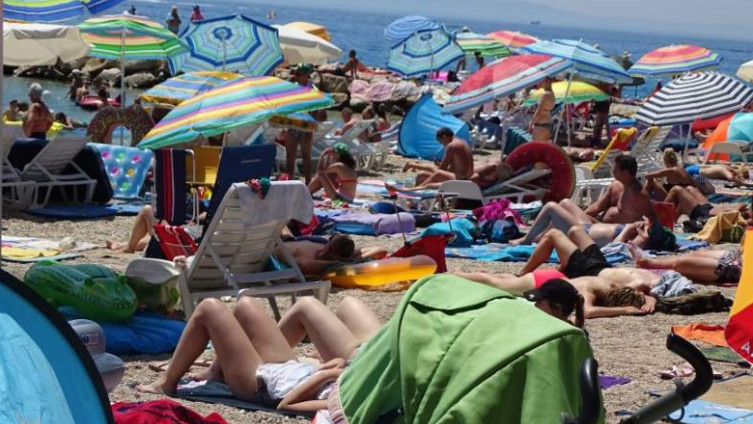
[350,80,396,102]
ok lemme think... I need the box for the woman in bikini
[531,77,555,141]
[23,83,53,140]
[308,143,358,203]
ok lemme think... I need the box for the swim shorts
[690,203,713,221]
[562,244,611,278]
[532,269,567,288]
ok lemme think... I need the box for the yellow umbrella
[284,21,331,42]
[524,81,608,105]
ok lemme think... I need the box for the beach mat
[702,374,753,409]
[700,346,749,365]
[174,379,312,418]
[26,203,143,219]
[1,235,96,263]
[667,400,753,423]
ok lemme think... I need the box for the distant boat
[530,20,542,26]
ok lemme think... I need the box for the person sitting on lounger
[278,233,387,276]
[334,107,361,137]
[137,296,380,412]
[629,244,742,284]
[661,185,748,232]
[585,155,656,223]
[644,149,714,199]
[387,127,473,192]
[308,143,358,203]
[470,159,515,189]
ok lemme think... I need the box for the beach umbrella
[487,30,539,50]
[5,0,125,22]
[78,14,187,61]
[736,60,753,84]
[628,45,722,78]
[519,39,633,84]
[443,54,572,114]
[139,71,242,106]
[3,22,90,66]
[284,21,331,42]
[523,81,608,106]
[138,76,335,149]
[387,28,464,78]
[635,72,753,126]
[725,226,753,364]
[701,112,753,150]
[273,24,342,66]
[169,14,283,76]
[384,15,441,43]
[454,31,512,58]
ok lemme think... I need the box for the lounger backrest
[338,119,375,144]
[21,135,88,181]
[482,168,552,195]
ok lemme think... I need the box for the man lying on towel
[386,127,473,192]
[278,232,387,276]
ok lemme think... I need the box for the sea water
[3,0,753,122]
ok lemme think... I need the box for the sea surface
[3,0,753,123]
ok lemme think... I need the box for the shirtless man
[278,234,387,276]
[389,127,474,192]
[335,107,361,137]
[23,83,53,140]
[662,185,748,232]
[470,159,514,189]
[585,155,656,223]
[531,77,555,141]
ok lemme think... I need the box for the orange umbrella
[725,227,753,364]
[702,115,732,150]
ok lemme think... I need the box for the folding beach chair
[185,146,221,186]
[1,137,35,208]
[179,181,330,318]
[19,133,96,208]
[321,119,376,170]
[633,125,672,175]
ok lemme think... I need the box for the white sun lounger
[1,136,35,209]
[179,181,330,318]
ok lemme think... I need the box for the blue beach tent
[0,268,113,423]
[397,94,470,161]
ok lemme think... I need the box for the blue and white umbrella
[384,15,441,44]
[519,39,632,84]
[169,14,283,77]
[5,0,125,22]
[387,28,464,78]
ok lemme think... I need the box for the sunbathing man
[585,155,656,223]
[470,159,514,189]
[278,233,387,276]
[661,185,748,231]
[388,127,473,192]
[531,77,555,141]
[629,244,742,284]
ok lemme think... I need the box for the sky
[247,0,753,41]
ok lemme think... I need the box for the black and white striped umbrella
[635,72,753,126]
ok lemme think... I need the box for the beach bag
[422,218,480,247]
[692,211,747,244]
[481,217,521,243]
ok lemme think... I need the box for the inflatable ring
[505,141,575,203]
[326,255,437,290]
[78,95,120,111]
[87,105,154,146]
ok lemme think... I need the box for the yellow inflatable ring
[326,255,437,290]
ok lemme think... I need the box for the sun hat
[524,279,580,316]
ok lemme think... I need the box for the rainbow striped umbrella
[139,71,243,106]
[169,14,283,76]
[520,39,633,84]
[387,28,464,77]
[487,30,539,50]
[444,54,572,114]
[5,0,124,22]
[138,76,334,149]
[524,81,608,106]
[725,226,753,364]
[628,45,722,77]
[454,31,511,58]
[78,14,187,61]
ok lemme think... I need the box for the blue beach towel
[26,203,145,219]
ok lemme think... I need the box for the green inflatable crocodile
[24,261,137,322]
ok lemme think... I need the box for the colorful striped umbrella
[702,113,753,150]
[5,0,124,22]
[725,226,753,364]
[387,28,464,77]
[169,14,283,76]
[384,15,441,43]
[524,81,608,106]
[139,71,242,106]
[138,76,335,149]
[520,39,633,84]
[628,45,722,77]
[635,72,753,126]
[454,31,512,58]
[487,30,539,50]
[78,14,187,61]
[443,54,572,114]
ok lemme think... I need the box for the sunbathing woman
[470,159,514,189]
[629,244,742,284]
[138,296,381,412]
[510,198,650,248]
[308,143,358,203]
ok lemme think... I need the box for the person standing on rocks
[166,5,182,35]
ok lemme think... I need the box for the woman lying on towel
[279,232,387,276]
[308,143,358,203]
[137,296,381,412]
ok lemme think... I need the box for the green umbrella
[455,31,512,58]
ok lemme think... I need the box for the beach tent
[335,274,600,423]
[397,94,470,161]
[0,268,113,423]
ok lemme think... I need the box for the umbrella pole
[120,20,126,145]
[553,72,574,146]
[222,39,227,72]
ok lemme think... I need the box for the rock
[329,93,349,107]
[98,68,122,85]
[348,96,369,112]
[390,80,420,103]
[124,72,158,89]
[58,57,89,76]
[83,58,115,76]
[123,60,164,75]
[319,73,349,93]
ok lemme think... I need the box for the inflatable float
[69,319,125,393]
[505,141,575,203]
[326,255,437,290]
[24,261,138,322]
[87,105,154,146]
[77,94,120,111]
